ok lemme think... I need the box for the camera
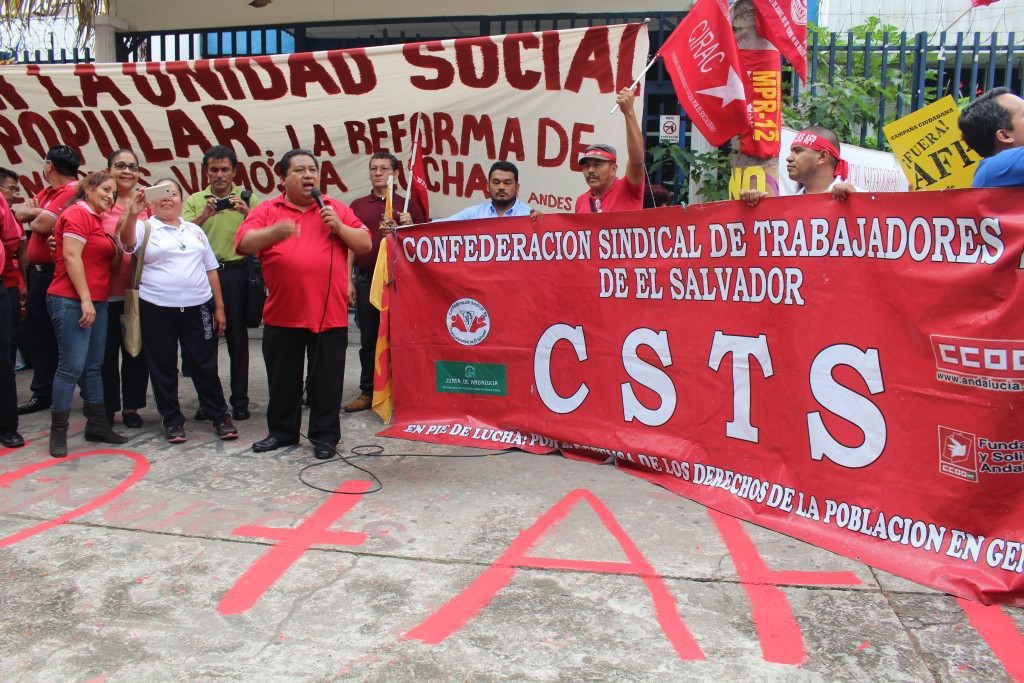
[214,196,234,212]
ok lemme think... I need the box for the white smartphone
[143,183,174,201]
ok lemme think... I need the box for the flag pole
[403,120,422,215]
[609,18,655,114]
[939,7,974,36]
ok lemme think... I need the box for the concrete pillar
[93,14,128,63]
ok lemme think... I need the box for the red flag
[971,0,1000,6]
[407,126,430,219]
[750,0,808,84]
[657,0,751,147]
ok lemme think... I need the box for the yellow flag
[370,239,392,422]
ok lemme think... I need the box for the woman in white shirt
[118,179,238,444]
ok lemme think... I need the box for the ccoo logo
[446,298,490,346]
[938,426,978,483]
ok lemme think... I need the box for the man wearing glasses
[13,146,80,415]
[575,88,646,214]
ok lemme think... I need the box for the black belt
[218,259,248,270]
[30,263,55,273]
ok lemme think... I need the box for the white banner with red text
[0,24,648,218]
[381,189,1024,605]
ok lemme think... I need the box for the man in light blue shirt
[958,87,1024,188]
[436,161,533,221]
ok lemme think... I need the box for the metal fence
[794,30,1024,149]
[8,47,92,64]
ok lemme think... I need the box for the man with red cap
[575,88,646,214]
[740,125,857,205]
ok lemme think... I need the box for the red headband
[793,131,849,180]
[580,148,617,163]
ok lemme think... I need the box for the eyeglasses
[0,184,20,193]
[112,162,140,172]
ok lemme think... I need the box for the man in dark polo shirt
[343,152,424,413]
[182,146,259,420]
[13,145,80,414]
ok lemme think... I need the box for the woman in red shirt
[46,172,129,457]
[101,149,150,430]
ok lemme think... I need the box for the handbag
[246,255,267,328]
[120,220,151,357]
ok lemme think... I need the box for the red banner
[740,49,782,157]
[381,190,1024,605]
[657,0,750,146]
[751,0,808,84]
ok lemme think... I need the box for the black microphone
[310,188,325,209]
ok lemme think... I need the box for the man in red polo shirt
[13,145,80,414]
[236,149,371,460]
[574,88,646,214]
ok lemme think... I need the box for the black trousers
[7,286,20,365]
[262,325,346,446]
[102,299,150,414]
[218,264,249,410]
[140,298,228,428]
[25,266,58,399]
[354,270,380,398]
[0,296,18,432]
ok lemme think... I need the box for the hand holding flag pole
[609,18,653,114]
[608,55,659,114]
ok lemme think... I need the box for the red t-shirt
[48,201,117,302]
[0,196,20,288]
[28,180,78,265]
[235,194,369,330]
[574,176,644,214]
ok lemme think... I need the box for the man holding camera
[182,146,259,421]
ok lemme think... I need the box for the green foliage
[648,143,731,204]
[784,17,928,151]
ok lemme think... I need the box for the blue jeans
[47,294,108,413]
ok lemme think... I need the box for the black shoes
[123,411,144,428]
[165,425,187,443]
[214,417,238,440]
[313,443,335,460]
[199,406,250,421]
[252,435,299,453]
[0,431,25,448]
[18,395,50,415]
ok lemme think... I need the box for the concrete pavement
[1,326,1022,682]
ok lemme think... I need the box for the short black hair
[369,152,400,172]
[489,160,519,183]
[203,145,238,169]
[106,148,137,169]
[959,87,1014,158]
[46,145,81,177]
[277,149,317,177]
[0,167,17,185]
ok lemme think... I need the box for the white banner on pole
[0,24,649,218]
